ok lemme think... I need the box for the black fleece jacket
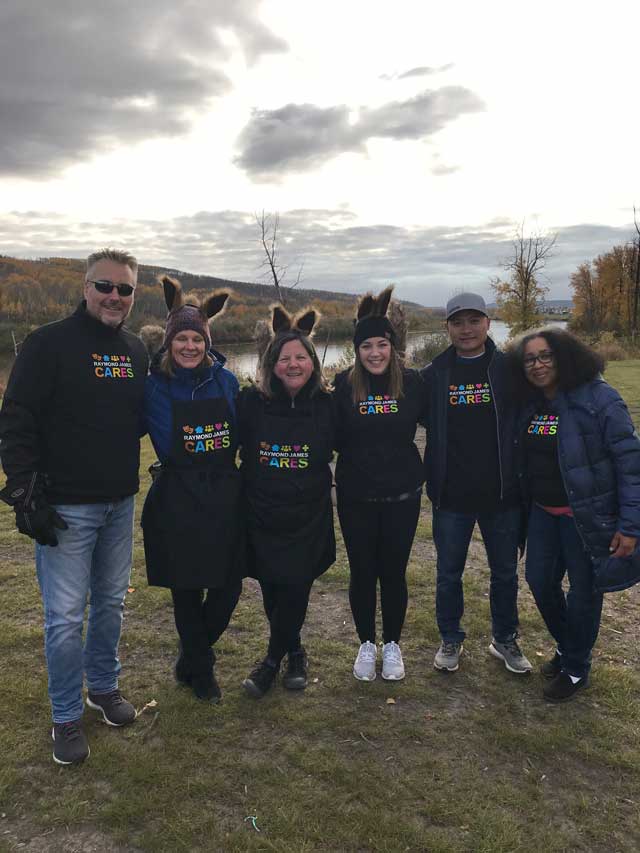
[0,303,148,503]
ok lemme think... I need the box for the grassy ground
[1,366,639,852]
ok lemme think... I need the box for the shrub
[409,332,449,367]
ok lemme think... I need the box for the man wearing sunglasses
[0,248,148,765]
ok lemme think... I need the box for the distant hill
[0,255,439,352]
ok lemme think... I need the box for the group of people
[1,247,639,767]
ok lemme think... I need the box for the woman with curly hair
[507,327,640,702]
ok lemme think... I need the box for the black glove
[1,475,68,547]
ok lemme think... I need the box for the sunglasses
[87,279,135,297]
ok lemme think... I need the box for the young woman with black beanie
[334,287,426,682]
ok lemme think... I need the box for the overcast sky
[0,0,637,306]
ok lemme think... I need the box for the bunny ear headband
[353,285,396,348]
[160,275,231,349]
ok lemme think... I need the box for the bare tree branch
[254,210,305,306]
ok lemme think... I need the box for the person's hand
[1,476,68,546]
[609,531,637,559]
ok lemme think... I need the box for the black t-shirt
[334,369,425,500]
[440,351,501,512]
[524,404,568,506]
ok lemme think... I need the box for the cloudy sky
[0,0,637,306]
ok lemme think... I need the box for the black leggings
[171,579,242,676]
[338,496,421,644]
[260,578,314,664]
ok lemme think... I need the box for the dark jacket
[517,378,640,559]
[238,380,336,583]
[0,302,148,503]
[420,337,518,507]
[144,350,239,462]
[141,351,242,589]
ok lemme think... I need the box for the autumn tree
[491,223,556,336]
[570,262,606,333]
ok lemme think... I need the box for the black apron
[142,393,242,589]
[244,399,335,584]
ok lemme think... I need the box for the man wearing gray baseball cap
[420,293,531,675]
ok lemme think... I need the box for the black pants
[338,496,421,644]
[259,579,314,663]
[171,579,242,676]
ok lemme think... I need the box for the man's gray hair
[86,248,138,275]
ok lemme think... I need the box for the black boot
[282,647,308,690]
[174,643,192,686]
[192,649,221,703]
[192,669,222,703]
[242,657,279,698]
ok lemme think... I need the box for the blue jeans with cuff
[35,497,135,723]
[525,503,603,679]
[433,505,521,645]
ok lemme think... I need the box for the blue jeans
[35,498,135,723]
[525,504,603,679]
[433,505,521,644]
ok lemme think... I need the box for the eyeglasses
[523,351,554,369]
[87,279,135,297]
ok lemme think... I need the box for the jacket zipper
[487,355,504,500]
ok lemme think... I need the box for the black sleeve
[0,333,56,485]
[417,364,432,429]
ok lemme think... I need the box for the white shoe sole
[382,670,405,681]
[353,668,376,682]
[488,643,532,675]
[86,696,134,726]
[434,660,459,672]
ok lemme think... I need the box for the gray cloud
[0,209,632,306]
[380,64,455,81]
[0,0,286,179]
[234,87,485,178]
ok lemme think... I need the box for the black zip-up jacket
[0,302,148,503]
[420,337,518,508]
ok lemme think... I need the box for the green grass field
[0,363,639,852]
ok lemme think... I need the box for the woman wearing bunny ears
[238,305,336,698]
[334,287,426,682]
[142,276,243,704]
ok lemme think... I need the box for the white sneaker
[382,641,405,680]
[353,641,377,681]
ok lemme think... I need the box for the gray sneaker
[434,641,462,672]
[353,641,377,681]
[52,720,90,765]
[489,637,533,675]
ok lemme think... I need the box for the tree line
[0,256,439,355]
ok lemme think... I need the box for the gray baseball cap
[445,292,488,320]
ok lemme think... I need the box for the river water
[220,319,567,377]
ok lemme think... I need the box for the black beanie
[353,315,396,349]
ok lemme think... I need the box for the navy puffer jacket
[517,378,640,557]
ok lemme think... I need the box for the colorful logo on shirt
[259,441,309,469]
[91,353,134,379]
[528,414,558,435]
[448,383,491,405]
[182,422,231,453]
[358,395,399,416]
